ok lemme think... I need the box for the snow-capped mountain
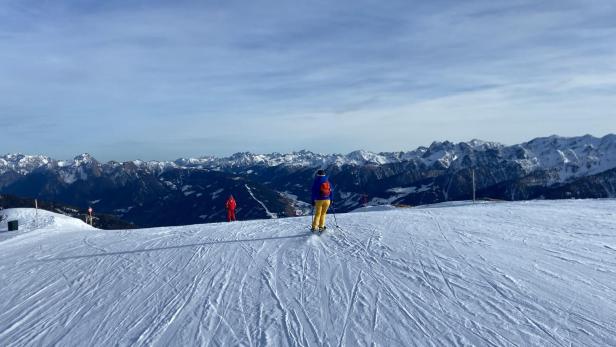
[1,134,615,228]
[169,134,616,182]
[503,134,616,182]
[171,140,504,170]
[3,134,615,181]
[0,154,52,175]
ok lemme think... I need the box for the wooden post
[87,207,93,226]
[472,169,476,203]
[34,198,38,228]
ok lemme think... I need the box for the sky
[1,0,615,161]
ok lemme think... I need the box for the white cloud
[0,0,614,160]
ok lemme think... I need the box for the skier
[225,195,237,222]
[311,169,334,232]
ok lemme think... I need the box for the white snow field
[1,200,616,346]
[0,208,93,242]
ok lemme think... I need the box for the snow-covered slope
[0,208,93,241]
[1,200,616,346]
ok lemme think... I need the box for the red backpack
[320,181,331,198]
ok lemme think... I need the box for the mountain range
[1,134,615,228]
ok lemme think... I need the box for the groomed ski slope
[1,200,616,346]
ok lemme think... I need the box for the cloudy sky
[1,0,615,161]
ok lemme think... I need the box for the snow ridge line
[245,184,278,219]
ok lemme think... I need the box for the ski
[309,227,328,235]
[310,228,324,235]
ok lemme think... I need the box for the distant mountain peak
[73,153,97,166]
[1,134,615,181]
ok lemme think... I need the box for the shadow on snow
[40,234,311,262]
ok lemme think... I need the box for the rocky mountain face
[0,160,292,228]
[1,134,615,228]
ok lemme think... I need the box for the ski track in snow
[1,200,616,346]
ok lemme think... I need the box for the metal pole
[332,203,339,228]
[330,194,340,229]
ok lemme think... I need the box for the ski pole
[331,199,340,228]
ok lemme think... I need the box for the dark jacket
[311,175,334,203]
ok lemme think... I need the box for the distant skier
[225,195,237,222]
[311,169,334,232]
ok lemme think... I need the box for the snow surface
[0,208,93,242]
[351,205,398,213]
[1,200,616,346]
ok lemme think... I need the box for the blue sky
[1,0,615,161]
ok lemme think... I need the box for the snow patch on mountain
[280,191,311,216]
[337,191,362,209]
[245,184,277,219]
[72,153,96,167]
[210,188,224,200]
[370,184,433,205]
[59,171,78,185]
[114,206,134,214]
[386,185,431,195]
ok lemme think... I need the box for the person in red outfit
[225,195,237,222]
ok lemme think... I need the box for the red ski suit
[225,197,237,222]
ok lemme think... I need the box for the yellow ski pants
[312,199,331,229]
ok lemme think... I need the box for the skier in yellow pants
[311,169,334,232]
[312,199,331,231]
